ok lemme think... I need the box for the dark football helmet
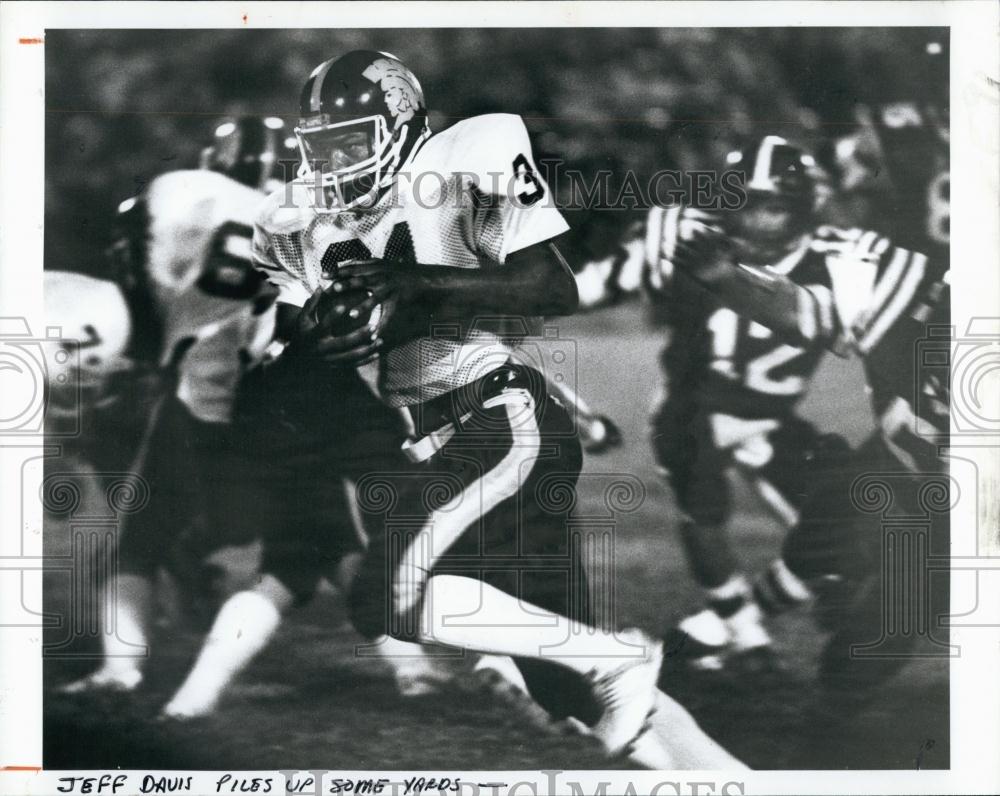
[723,135,828,264]
[294,50,431,209]
[200,116,295,192]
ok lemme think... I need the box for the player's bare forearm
[335,239,579,319]
[433,241,579,317]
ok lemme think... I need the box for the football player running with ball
[250,50,742,768]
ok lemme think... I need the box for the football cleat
[661,626,727,674]
[388,655,452,698]
[160,693,216,721]
[587,629,664,755]
[662,608,730,673]
[470,655,567,734]
[663,607,782,675]
[581,414,623,454]
[59,666,143,695]
[393,668,451,698]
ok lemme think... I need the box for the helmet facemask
[723,137,827,265]
[727,192,813,266]
[296,113,414,211]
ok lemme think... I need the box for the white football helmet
[44,270,133,418]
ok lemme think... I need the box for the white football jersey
[139,169,275,422]
[252,113,569,407]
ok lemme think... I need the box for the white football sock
[417,574,646,677]
[724,601,771,651]
[163,590,282,717]
[647,691,749,769]
[102,574,152,675]
[677,608,730,647]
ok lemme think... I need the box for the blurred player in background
[668,145,948,697]
[249,49,742,768]
[739,34,950,697]
[826,35,949,268]
[641,136,857,672]
[57,116,288,694]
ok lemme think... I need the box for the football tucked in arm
[313,282,383,337]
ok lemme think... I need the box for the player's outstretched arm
[672,231,831,350]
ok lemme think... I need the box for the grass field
[43,302,949,771]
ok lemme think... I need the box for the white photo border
[1,2,997,794]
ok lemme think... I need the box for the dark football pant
[651,399,825,528]
[116,396,271,582]
[349,364,600,724]
[118,364,407,609]
[234,362,411,606]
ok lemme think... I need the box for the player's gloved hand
[284,285,382,366]
[671,223,739,285]
[677,207,724,242]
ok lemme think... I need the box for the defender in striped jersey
[669,164,948,692]
[251,50,742,768]
[644,137,871,670]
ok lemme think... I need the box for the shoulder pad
[146,170,263,233]
[811,225,893,262]
[420,113,534,191]
[255,180,317,236]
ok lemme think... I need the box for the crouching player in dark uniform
[250,50,743,768]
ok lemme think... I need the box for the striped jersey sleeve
[643,205,681,294]
[807,225,919,352]
[851,243,932,356]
